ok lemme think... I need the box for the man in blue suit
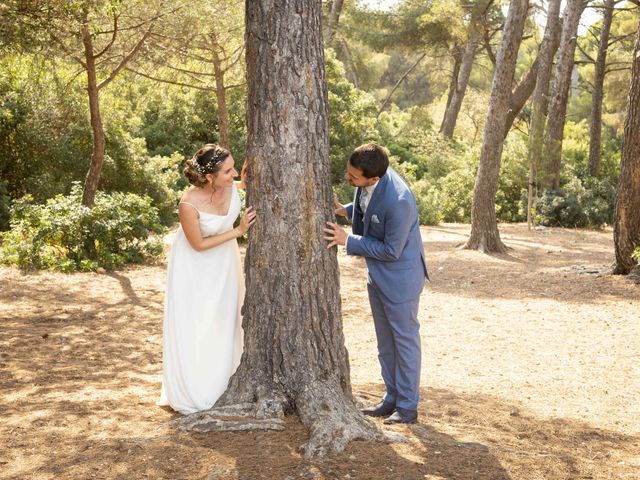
[324,143,428,424]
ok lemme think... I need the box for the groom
[324,143,428,424]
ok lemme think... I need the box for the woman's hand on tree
[238,206,257,235]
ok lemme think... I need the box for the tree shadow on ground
[418,225,637,304]
[2,238,639,480]
[10,383,638,480]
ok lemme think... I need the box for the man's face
[344,162,378,187]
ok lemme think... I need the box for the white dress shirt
[346,180,379,249]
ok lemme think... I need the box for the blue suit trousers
[367,282,421,411]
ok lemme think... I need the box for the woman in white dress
[158,144,256,415]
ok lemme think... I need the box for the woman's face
[208,156,237,188]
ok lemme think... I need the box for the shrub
[534,174,616,228]
[0,184,165,271]
[535,189,585,227]
[99,133,182,226]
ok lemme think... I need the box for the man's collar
[364,179,379,195]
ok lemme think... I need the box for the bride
[158,144,256,414]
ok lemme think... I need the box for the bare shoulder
[180,187,199,204]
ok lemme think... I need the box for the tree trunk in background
[217,0,380,457]
[442,46,463,122]
[503,16,561,139]
[613,18,640,275]
[465,0,530,253]
[542,0,588,189]
[527,0,562,227]
[588,0,617,177]
[325,0,344,45]
[81,22,106,207]
[503,58,539,137]
[440,31,480,138]
[212,48,230,149]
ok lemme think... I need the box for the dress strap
[179,201,200,213]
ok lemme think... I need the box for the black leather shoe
[383,407,418,424]
[360,401,396,417]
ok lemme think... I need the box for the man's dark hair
[348,143,389,178]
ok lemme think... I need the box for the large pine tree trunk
[81,22,106,207]
[542,0,588,189]
[527,0,562,227]
[178,0,382,458]
[464,0,529,253]
[613,18,640,275]
[588,0,616,177]
[440,31,480,138]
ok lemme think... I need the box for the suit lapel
[363,172,388,235]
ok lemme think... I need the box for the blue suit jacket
[345,168,428,303]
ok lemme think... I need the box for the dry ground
[1,223,639,479]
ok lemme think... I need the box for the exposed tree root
[171,404,285,432]
[295,380,390,458]
[170,380,410,457]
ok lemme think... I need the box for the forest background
[0,0,638,271]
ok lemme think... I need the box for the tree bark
[193,0,382,457]
[588,0,617,177]
[527,0,562,228]
[465,0,530,253]
[440,31,480,138]
[542,0,588,189]
[81,22,106,207]
[613,17,640,275]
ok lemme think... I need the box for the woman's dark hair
[348,143,389,178]
[184,144,231,187]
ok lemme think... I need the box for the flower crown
[191,150,227,176]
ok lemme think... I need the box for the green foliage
[138,87,219,158]
[326,48,379,184]
[496,137,529,222]
[377,109,476,224]
[100,133,183,226]
[535,189,585,228]
[632,246,640,265]
[533,121,619,228]
[0,184,165,272]
[0,54,93,207]
[535,175,617,228]
[0,57,189,230]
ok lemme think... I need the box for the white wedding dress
[158,184,244,415]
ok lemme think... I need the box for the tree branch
[604,65,632,74]
[376,53,427,118]
[576,41,595,63]
[49,32,86,68]
[98,27,152,90]
[125,67,214,91]
[94,13,119,59]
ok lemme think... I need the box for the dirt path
[1,224,639,479]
